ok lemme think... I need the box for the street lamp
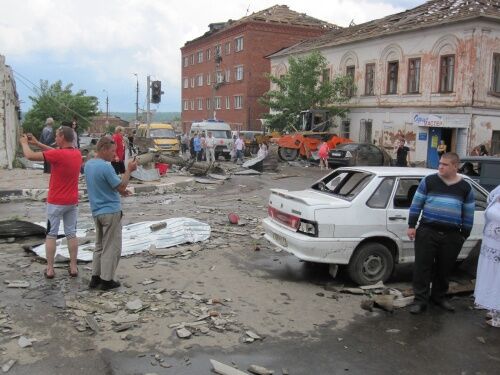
[133,73,139,123]
[102,89,109,121]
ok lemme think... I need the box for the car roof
[335,166,436,177]
[459,156,500,162]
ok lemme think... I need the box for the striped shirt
[408,174,475,237]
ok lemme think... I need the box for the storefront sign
[418,132,427,141]
[412,113,470,128]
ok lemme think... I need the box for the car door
[386,177,422,263]
[461,181,487,257]
[356,145,370,165]
[366,144,383,165]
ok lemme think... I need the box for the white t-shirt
[235,138,244,151]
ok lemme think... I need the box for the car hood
[154,139,178,145]
[269,188,351,209]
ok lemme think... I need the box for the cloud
[0,0,421,111]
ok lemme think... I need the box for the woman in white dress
[474,185,500,327]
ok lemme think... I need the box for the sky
[0,0,424,114]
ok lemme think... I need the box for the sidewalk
[0,168,194,199]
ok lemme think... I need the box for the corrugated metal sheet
[32,218,211,262]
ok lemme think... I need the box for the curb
[0,178,195,200]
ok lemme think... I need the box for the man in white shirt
[234,134,245,164]
[205,131,216,163]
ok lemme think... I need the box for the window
[322,68,330,83]
[393,179,421,208]
[367,178,395,208]
[407,58,421,94]
[225,96,230,109]
[341,120,350,139]
[206,98,211,110]
[189,54,194,65]
[365,64,375,95]
[387,61,399,94]
[190,100,194,110]
[439,55,455,93]
[492,53,500,94]
[183,100,188,110]
[197,98,203,110]
[225,69,231,82]
[215,97,221,110]
[216,70,224,84]
[190,77,195,88]
[359,119,372,143]
[234,95,243,109]
[492,130,500,155]
[235,65,244,81]
[471,184,488,211]
[215,44,221,57]
[197,74,203,86]
[235,36,243,52]
[311,170,374,201]
[197,51,203,63]
[206,73,211,85]
[225,42,231,55]
[206,48,211,61]
[183,77,188,89]
[346,65,355,97]
[183,56,188,67]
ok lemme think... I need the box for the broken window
[492,53,500,94]
[341,120,350,139]
[365,63,375,95]
[346,65,355,97]
[387,61,399,94]
[407,58,421,94]
[439,55,455,93]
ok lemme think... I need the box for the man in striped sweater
[407,152,475,314]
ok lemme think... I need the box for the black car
[328,143,392,168]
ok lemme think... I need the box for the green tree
[22,80,99,136]
[260,51,354,132]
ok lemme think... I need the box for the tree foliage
[22,80,99,136]
[260,51,354,132]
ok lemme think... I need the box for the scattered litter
[248,364,274,375]
[228,213,240,225]
[4,280,30,288]
[245,330,262,340]
[150,222,167,231]
[131,166,161,181]
[1,359,16,373]
[477,336,486,344]
[360,281,386,290]
[386,329,400,334]
[176,327,192,339]
[210,359,248,375]
[85,316,100,332]
[340,287,365,295]
[18,336,33,348]
[234,169,261,175]
[126,299,143,311]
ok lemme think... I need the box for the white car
[263,166,488,285]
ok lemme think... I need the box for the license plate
[272,232,288,247]
[330,152,342,157]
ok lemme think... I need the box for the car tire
[347,242,394,285]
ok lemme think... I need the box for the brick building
[181,5,335,132]
[88,115,129,135]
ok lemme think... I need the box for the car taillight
[268,206,300,230]
[297,219,318,237]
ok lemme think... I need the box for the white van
[190,120,233,160]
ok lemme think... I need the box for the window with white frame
[183,100,189,110]
[206,73,211,85]
[190,77,195,88]
[234,95,243,109]
[215,96,221,110]
[183,77,188,89]
[216,70,224,84]
[225,42,231,55]
[225,69,231,82]
[197,74,203,86]
[197,51,203,63]
[439,55,455,93]
[189,54,194,65]
[407,58,421,94]
[235,37,243,52]
[197,98,203,110]
[206,98,211,110]
[190,100,194,110]
[183,56,188,67]
[225,96,230,109]
[235,65,244,81]
[215,44,221,57]
[206,48,211,61]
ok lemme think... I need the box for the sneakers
[88,275,101,289]
[100,279,121,291]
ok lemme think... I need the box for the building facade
[0,55,21,169]
[180,5,335,132]
[270,0,500,166]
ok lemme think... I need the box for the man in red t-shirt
[20,126,82,279]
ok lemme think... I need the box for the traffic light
[151,80,163,103]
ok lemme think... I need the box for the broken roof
[184,4,337,46]
[271,0,500,57]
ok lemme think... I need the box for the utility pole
[146,75,151,137]
[102,89,109,124]
[133,73,139,124]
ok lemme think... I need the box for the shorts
[46,203,78,239]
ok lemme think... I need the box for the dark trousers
[413,226,465,304]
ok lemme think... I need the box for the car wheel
[278,147,298,161]
[224,153,231,161]
[347,242,394,285]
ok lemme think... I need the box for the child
[318,141,330,170]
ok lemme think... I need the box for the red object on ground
[228,212,239,224]
[155,163,169,176]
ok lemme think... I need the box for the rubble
[248,364,274,375]
[18,336,33,348]
[1,360,16,373]
[4,280,30,288]
[210,359,248,375]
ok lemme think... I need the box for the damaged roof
[270,0,500,57]
[184,4,337,46]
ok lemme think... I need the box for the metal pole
[106,95,109,120]
[146,75,151,137]
[134,73,139,122]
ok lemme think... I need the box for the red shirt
[112,133,125,161]
[43,148,82,205]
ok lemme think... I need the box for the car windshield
[150,129,176,138]
[311,170,374,200]
[336,143,360,151]
[211,130,231,139]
